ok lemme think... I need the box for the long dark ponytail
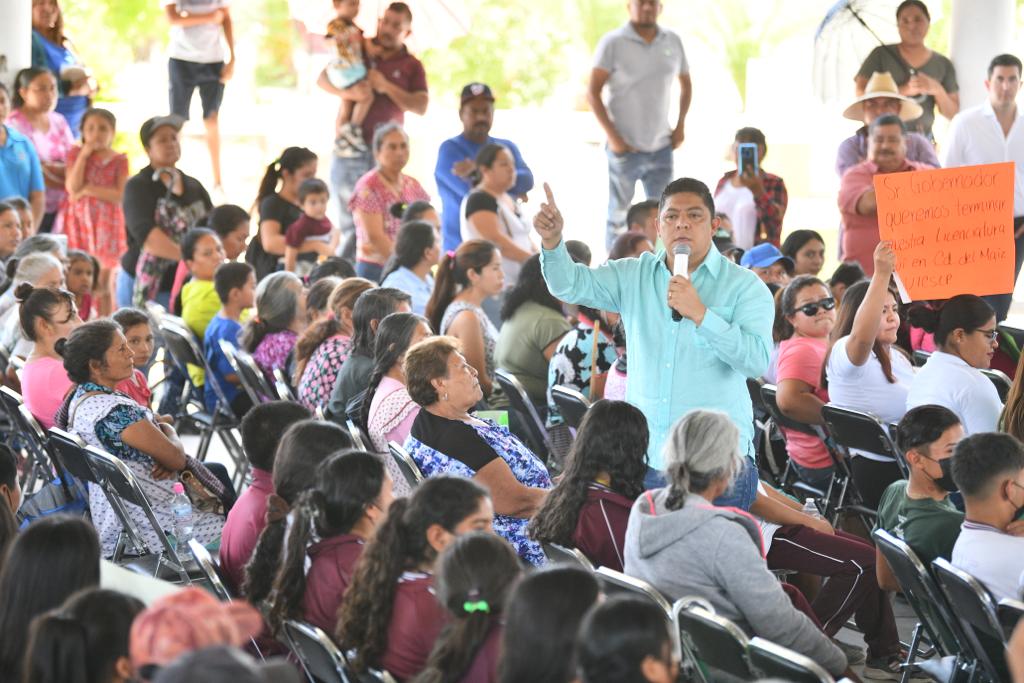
[425,240,496,334]
[242,421,354,604]
[412,533,522,683]
[256,147,317,204]
[337,477,490,673]
[266,451,386,633]
[381,221,437,281]
[360,312,430,431]
[293,277,376,382]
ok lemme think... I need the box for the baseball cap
[740,243,794,272]
[152,645,302,683]
[139,115,185,148]
[460,82,494,105]
[130,587,265,672]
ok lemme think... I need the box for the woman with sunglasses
[824,242,915,508]
[906,295,1000,435]
[774,275,838,488]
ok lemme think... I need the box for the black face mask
[925,455,958,493]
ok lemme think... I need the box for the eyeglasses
[973,328,999,342]
[794,297,836,317]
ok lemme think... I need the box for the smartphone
[738,143,759,176]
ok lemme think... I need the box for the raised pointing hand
[534,182,564,249]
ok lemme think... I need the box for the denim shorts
[713,456,759,511]
[169,58,225,120]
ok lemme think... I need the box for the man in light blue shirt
[536,179,773,480]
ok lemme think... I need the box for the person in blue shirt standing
[435,83,534,253]
[536,178,773,495]
[0,84,45,229]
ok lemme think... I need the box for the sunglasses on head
[794,297,836,317]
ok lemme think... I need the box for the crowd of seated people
[8,0,1024,681]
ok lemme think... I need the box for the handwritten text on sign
[873,161,1015,300]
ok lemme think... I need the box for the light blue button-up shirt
[540,241,774,469]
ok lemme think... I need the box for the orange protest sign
[873,161,1015,300]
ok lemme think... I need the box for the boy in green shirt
[874,405,965,590]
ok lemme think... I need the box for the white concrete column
[950,0,1015,109]
[0,0,33,88]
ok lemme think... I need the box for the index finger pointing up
[543,182,558,209]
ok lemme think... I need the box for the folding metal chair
[0,386,56,492]
[932,558,1009,683]
[541,541,595,570]
[387,441,424,489]
[758,384,834,502]
[187,537,233,600]
[747,637,834,683]
[821,403,904,516]
[551,385,590,430]
[159,323,248,489]
[495,368,553,461]
[672,597,755,682]
[273,367,298,402]
[981,368,1012,402]
[282,619,351,683]
[595,567,672,615]
[218,339,276,406]
[912,350,931,367]
[346,419,370,451]
[999,598,1024,639]
[872,530,970,683]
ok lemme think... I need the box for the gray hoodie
[623,488,847,676]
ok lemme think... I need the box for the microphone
[671,244,690,322]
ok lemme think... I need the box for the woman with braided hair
[337,476,494,680]
[411,532,522,683]
[241,420,353,608]
[263,450,393,636]
[622,409,852,680]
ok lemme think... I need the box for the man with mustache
[837,113,934,275]
[434,83,534,252]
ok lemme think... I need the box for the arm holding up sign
[846,242,898,367]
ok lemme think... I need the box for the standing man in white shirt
[588,0,691,250]
[950,432,1024,602]
[163,0,236,194]
[943,54,1024,321]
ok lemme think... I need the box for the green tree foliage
[252,0,297,88]
[419,0,570,108]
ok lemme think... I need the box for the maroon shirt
[572,484,635,572]
[381,572,448,681]
[219,467,274,594]
[362,45,428,143]
[303,534,365,636]
[458,622,502,683]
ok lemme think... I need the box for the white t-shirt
[163,0,229,64]
[825,335,915,461]
[714,180,757,250]
[952,522,1024,601]
[460,191,534,286]
[906,350,1003,435]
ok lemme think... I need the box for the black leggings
[849,456,902,510]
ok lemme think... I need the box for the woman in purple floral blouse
[242,271,306,383]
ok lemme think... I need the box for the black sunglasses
[794,297,836,317]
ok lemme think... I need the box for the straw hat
[843,72,923,122]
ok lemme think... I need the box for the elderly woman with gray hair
[0,251,66,357]
[241,270,306,383]
[622,409,852,680]
[349,123,430,282]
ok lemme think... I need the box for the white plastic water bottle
[171,482,194,558]
[802,498,822,520]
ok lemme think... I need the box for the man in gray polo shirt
[588,0,691,249]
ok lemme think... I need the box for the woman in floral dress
[402,336,551,565]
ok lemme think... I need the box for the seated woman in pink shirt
[264,451,394,636]
[338,477,494,681]
[18,284,82,428]
[362,312,433,454]
[774,275,838,489]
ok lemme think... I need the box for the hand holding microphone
[670,244,690,322]
[668,244,707,325]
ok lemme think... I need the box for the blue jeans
[713,456,759,511]
[605,144,673,249]
[330,149,373,262]
[355,260,383,283]
[115,268,135,310]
